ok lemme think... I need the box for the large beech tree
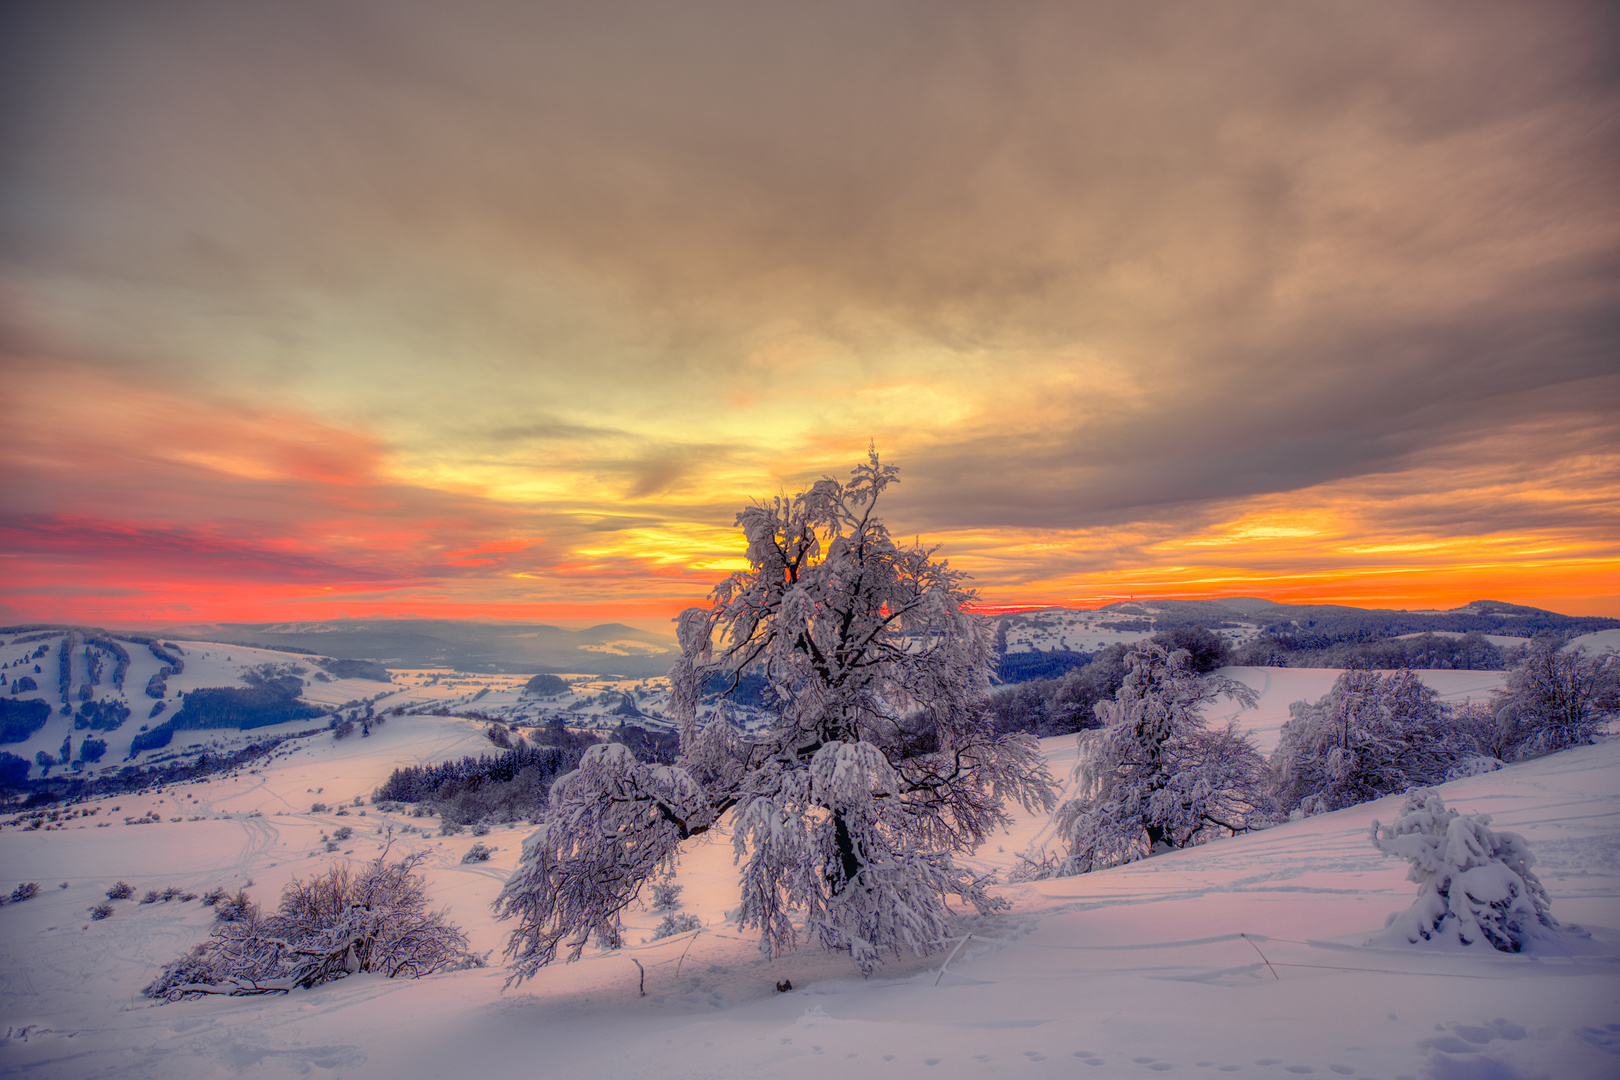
[495,450,1054,978]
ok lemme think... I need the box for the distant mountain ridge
[5,599,1610,680]
[142,618,679,677]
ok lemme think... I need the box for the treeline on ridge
[373,744,585,825]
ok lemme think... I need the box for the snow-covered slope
[3,703,1615,1078]
[0,629,680,782]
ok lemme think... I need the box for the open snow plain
[2,710,1616,1079]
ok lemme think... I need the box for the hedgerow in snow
[495,451,1056,978]
[1369,788,1556,952]
[145,853,474,1000]
[1035,642,1270,876]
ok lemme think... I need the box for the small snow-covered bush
[90,902,114,920]
[651,912,702,939]
[214,890,257,922]
[106,881,134,900]
[145,853,472,1000]
[332,826,353,841]
[1369,788,1556,952]
[200,886,228,907]
[461,842,493,864]
[10,882,41,902]
[310,802,330,813]
[141,890,160,904]
[649,881,683,911]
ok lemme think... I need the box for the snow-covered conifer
[496,450,1055,978]
[1369,788,1556,952]
[1041,642,1267,875]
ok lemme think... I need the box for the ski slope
[1,715,1615,1079]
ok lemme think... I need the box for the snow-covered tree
[146,852,475,999]
[1491,635,1619,761]
[1369,788,1557,952]
[1039,642,1268,876]
[496,450,1055,978]
[1272,669,1474,815]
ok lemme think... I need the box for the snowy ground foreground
[3,721,1617,1079]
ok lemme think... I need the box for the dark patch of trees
[170,686,325,731]
[522,673,569,697]
[994,650,1091,683]
[74,699,131,732]
[131,685,326,754]
[0,698,51,743]
[699,670,778,710]
[374,745,586,824]
[989,644,1132,738]
[1235,631,1507,671]
[0,751,29,786]
[10,675,37,694]
[143,641,185,699]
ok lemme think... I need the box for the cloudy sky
[2,0,1616,629]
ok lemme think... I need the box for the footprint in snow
[923,1058,941,1066]
[1024,1050,1045,1061]
[1282,1067,1314,1075]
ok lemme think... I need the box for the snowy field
[2,716,1617,1079]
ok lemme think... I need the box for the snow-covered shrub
[145,853,471,1000]
[90,902,114,920]
[496,452,1055,980]
[472,821,491,836]
[1369,789,1556,952]
[141,890,160,904]
[461,842,493,863]
[332,825,353,841]
[439,820,464,836]
[310,801,330,813]
[652,912,702,939]
[214,890,256,922]
[1035,643,1270,876]
[1273,670,1476,815]
[649,881,683,911]
[200,886,228,907]
[10,882,40,902]
[106,881,134,900]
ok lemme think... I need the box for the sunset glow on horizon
[3,2,1617,631]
